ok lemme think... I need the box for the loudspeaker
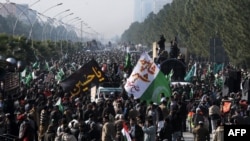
[160,59,186,81]
[227,71,241,93]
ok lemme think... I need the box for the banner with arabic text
[60,59,107,97]
[124,52,171,104]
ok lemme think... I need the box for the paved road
[183,131,213,141]
[183,132,194,141]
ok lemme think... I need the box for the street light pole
[42,9,70,41]
[27,3,63,40]
[49,9,70,41]
[42,3,63,14]
[58,15,77,58]
[62,17,80,41]
[81,21,83,43]
[72,21,83,42]
[66,19,81,43]
[42,16,54,41]
[55,13,74,42]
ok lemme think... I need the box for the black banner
[60,59,107,97]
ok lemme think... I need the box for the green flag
[32,61,40,69]
[24,73,33,86]
[165,69,174,82]
[49,65,56,72]
[213,63,224,74]
[71,63,76,71]
[124,51,132,70]
[189,87,194,99]
[55,68,65,83]
[21,67,27,78]
[45,61,50,72]
[184,63,197,82]
[206,64,212,77]
[55,97,64,113]
[214,75,223,89]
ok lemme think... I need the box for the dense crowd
[0,46,249,141]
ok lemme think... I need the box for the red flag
[222,101,231,113]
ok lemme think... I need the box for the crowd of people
[0,45,249,141]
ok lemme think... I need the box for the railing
[0,134,18,141]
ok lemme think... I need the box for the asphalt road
[183,131,213,141]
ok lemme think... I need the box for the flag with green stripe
[124,52,171,104]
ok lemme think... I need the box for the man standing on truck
[157,34,166,56]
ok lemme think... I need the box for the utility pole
[81,21,83,43]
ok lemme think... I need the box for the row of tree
[121,0,250,69]
[0,34,83,65]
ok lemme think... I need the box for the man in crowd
[193,121,210,141]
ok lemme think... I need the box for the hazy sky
[1,0,135,40]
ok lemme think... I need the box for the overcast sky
[1,0,134,40]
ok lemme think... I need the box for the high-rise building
[153,0,173,14]
[134,0,153,23]
[134,0,172,23]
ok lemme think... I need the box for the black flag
[60,59,107,97]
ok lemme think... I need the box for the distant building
[153,0,173,14]
[0,3,14,17]
[0,3,37,25]
[134,0,172,23]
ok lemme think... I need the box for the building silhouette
[133,0,172,23]
[0,3,37,24]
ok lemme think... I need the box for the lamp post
[50,12,73,56]
[35,12,47,40]
[61,17,80,42]
[25,12,46,59]
[81,21,83,42]
[61,17,81,55]
[65,20,81,50]
[28,3,63,41]
[42,9,70,41]
[12,0,40,36]
[80,21,89,42]
[54,13,74,40]
[53,13,74,42]
[41,16,54,41]
[60,13,74,23]
[65,18,81,41]
[71,21,83,42]
[49,19,63,41]
[58,15,77,57]
[62,17,80,40]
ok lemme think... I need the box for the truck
[90,83,123,103]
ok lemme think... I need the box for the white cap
[153,102,158,106]
[160,97,166,102]
[196,108,201,113]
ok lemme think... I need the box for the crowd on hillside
[0,45,250,141]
